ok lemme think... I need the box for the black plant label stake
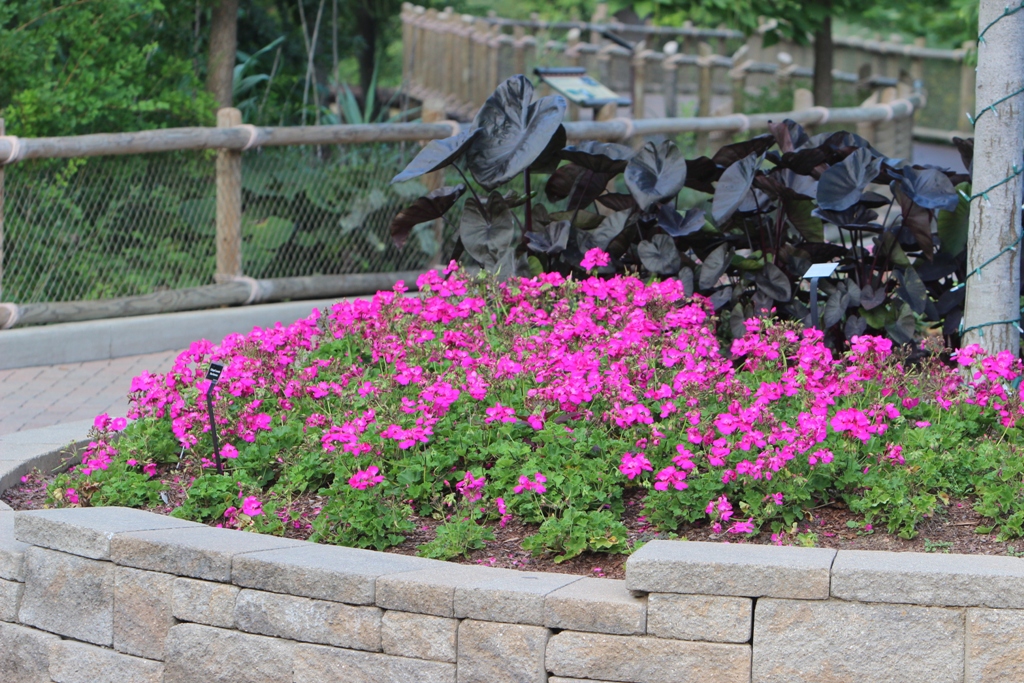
[803,263,839,330]
[205,362,225,474]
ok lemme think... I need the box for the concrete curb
[0,298,342,370]
[0,421,92,496]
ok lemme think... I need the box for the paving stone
[455,570,581,625]
[752,598,964,683]
[18,547,114,645]
[0,500,11,511]
[114,566,176,660]
[545,578,647,635]
[832,549,1024,608]
[0,577,24,622]
[0,621,60,682]
[966,608,1024,683]
[14,506,202,560]
[163,622,295,683]
[647,593,752,643]
[547,631,751,683]
[49,639,164,683]
[232,542,439,605]
[234,588,382,651]
[376,563,508,617]
[548,679,620,683]
[173,577,239,628]
[0,512,28,581]
[294,642,456,683]
[626,540,835,599]
[457,619,550,683]
[110,526,306,581]
[382,610,458,662]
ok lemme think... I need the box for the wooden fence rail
[0,94,919,328]
[401,3,971,136]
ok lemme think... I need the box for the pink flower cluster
[73,263,1024,538]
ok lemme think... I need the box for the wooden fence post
[633,43,652,119]
[215,108,243,282]
[662,50,681,118]
[958,40,977,133]
[910,36,927,84]
[696,42,714,152]
[963,0,1024,354]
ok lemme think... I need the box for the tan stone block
[18,547,114,645]
[163,622,295,683]
[966,608,1024,683]
[114,566,176,660]
[0,621,59,682]
[49,639,164,683]
[0,511,29,581]
[457,619,549,683]
[294,643,456,683]
[752,598,964,683]
[111,526,305,582]
[647,593,751,643]
[382,610,458,662]
[545,578,647,635]
[627,540,834,600]
[234,588,382,650]
[0,577,23,622]
[546,630,751,683]
[172,577,239,628]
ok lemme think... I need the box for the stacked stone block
[1,505,1022,682]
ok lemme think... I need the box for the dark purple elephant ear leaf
[389,184,465,248]
[625,140,687,211]
[466,75,567,190]
[816,147,883,211]
[390,128,480,185]
[558,141,634,174]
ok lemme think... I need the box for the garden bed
[6,268,1024,576]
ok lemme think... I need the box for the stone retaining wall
[1,506,1023,682]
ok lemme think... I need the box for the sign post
[205,362,225,474]
[802,263,839,330]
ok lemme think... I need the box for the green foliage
[0,0,214,136]
[417,518,495,559]
[311,486,416,550]
[522,509,630,562]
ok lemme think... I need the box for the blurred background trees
[0,0,982,136]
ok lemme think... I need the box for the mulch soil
[4,455,1022,581]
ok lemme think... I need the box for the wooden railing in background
[0,92,920,328]
[400,3,969,139]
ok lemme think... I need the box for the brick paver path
[0,350,181,436]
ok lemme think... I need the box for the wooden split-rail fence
[0,86,921,328]
[401,3,971,140]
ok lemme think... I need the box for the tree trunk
[207,0,240,111]
[356,7,378,99]
[963,0,1024,355]
[812,15,833,108]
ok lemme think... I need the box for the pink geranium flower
[581,248,610,270]
[241,496,263,517]
[513,472,547,495]
[618,452,653,480]
[349,465,385,490]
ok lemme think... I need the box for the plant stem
[454,164,484,208]
[524,170,533,235]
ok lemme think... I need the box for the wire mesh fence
[0,142,459,305]
[2,152,216,304]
